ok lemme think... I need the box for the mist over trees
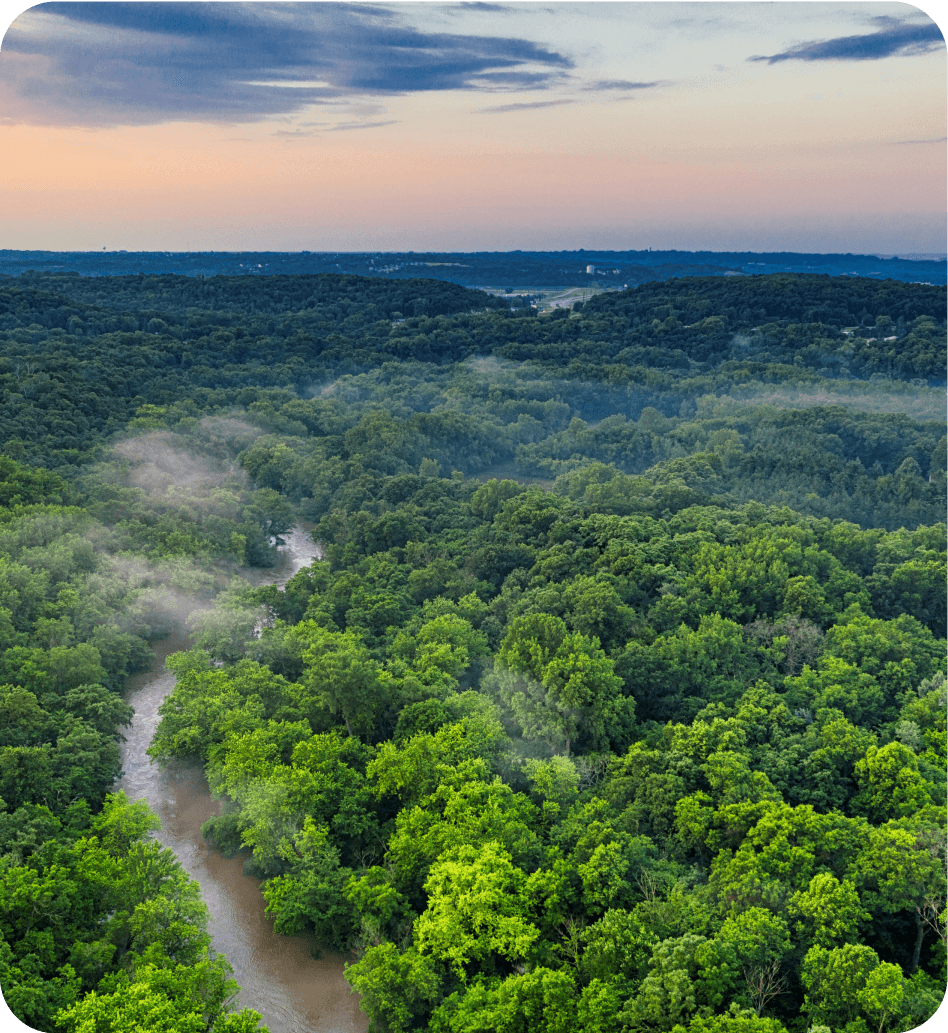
[0,269,944,1033]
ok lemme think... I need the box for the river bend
[118,527,368,1033]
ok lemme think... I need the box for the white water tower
[586,264,596,274]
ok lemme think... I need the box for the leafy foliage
[1,270,944,1032]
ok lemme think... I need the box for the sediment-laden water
[118,527,368,1033]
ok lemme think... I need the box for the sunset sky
[0,1,945,253]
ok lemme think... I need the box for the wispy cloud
[456,3,515,12]
[894,136,948,145]
[327,119,397,132]
[477,98,576,114]
[581,79,664,92]
[0,1,573,127]
[436,1,547,15]
[275,119,398,136]
[749,17,944,64]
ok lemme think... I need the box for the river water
[118,527,368,1033]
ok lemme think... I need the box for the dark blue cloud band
[2,1,573,126]
[750,18,944,64]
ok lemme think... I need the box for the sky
[0,1,945,254]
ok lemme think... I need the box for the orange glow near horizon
[4,116,943,251]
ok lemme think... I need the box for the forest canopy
[0,270,944,1033]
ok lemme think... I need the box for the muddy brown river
[118,527,368,1033]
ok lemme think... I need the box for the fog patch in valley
[463,354,518,377]
[100,552,218,640]
[110,422,258,514]
[703,382,946,421]
[312,379,339,398]
[71,419,277,644]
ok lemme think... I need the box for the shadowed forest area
[0,270,945,1033]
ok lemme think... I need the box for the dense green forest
[0,271,944,1033]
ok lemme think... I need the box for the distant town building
[586,264,596,274]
